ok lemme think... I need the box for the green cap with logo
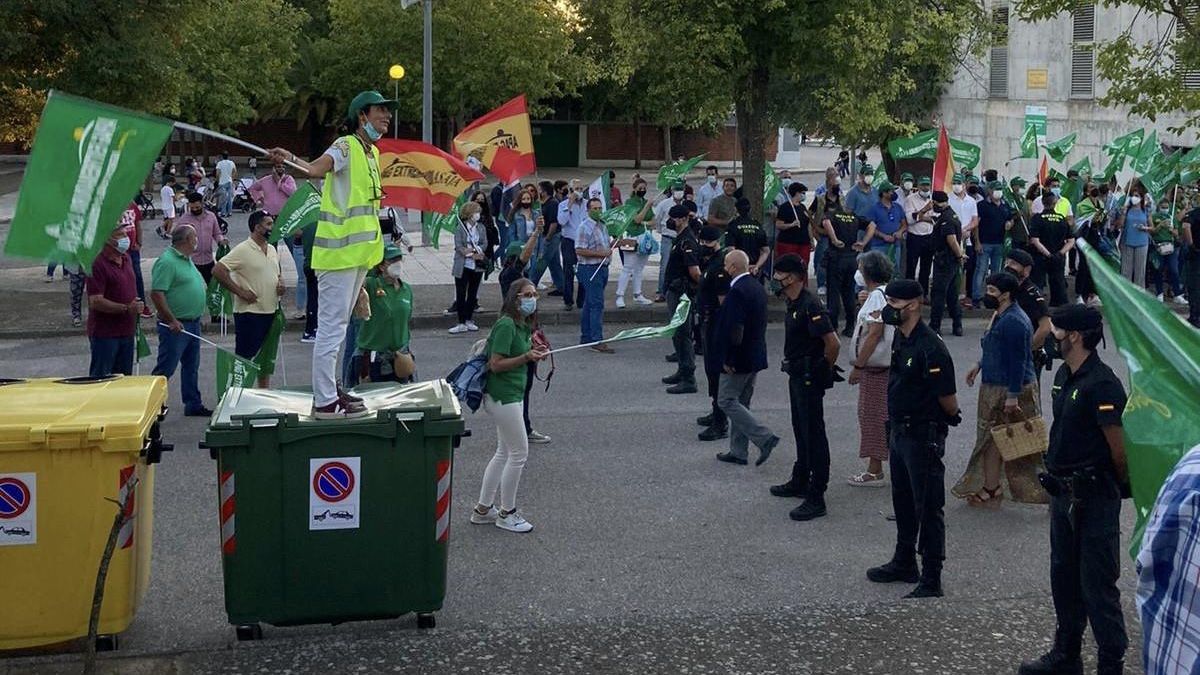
[877,180,896,193]
[859,163,875,176]
[952,173,965,183]
[383,243,404,260]
[347,90,399,123]
[900,172,914,181]
[918,175,932,186]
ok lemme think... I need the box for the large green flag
[601,200,642,238]
[216,349,261,401]
[1068,156,1092,177]
[886,129,981,169]
[1078,241,1200,559]
[1141,150,1181,198]
[421,190,469,250]
[763,161,783,214]
[268,182,321,244]
[251,307,287,376]
[1043,132,1077,163]
[871,165,891,191]
[656,154,706,191]
[1103,129,1144,159]
[5,91,173,273]
[1132,130,1162,174]
[1018,123,1039,159]
[604,297,691,343]
[1101,152,1126,180]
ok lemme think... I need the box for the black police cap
[1050,304,1103,331]
[668,204,690,219]
[1005,248,1034,267]
[774,254,806,275]
[885,279,924,300]
[931,190,949,203]
[699,226,721,242]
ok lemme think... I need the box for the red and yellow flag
[452,94,537,185]
[1038,155,1049,186]
[376,139,484,214]
[932,124,956,193]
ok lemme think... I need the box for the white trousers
[616,252,649,298]
[479,395,529,512]
[312,267,367,407]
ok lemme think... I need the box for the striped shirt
[575,218,611,265]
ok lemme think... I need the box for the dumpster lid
[211,380,461,427]
[0,376,168,452]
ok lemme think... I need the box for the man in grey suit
[710,250,780,466]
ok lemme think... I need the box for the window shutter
[989,5,1010,98]
[1176,4,1200,90]
[1071,47,1095,98]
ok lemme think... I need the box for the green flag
[135,322,151,361]
[5,91,173,273]
[1068,157,1092,176]
[1102,152,1126,180]
[1140,150,1181,199]
[269,182,321,244]
[1133,130,1162,174]
[763,161,783,214]
[886,129,981,169]
[251,307,287,376]
[1103,129,1144,159]
[421,190,469,250]
[1043,132,1077,163]
[1019,123,1039,159]
[601,200,641,238]
[604,297,691,343]
[656,154,706,191]
[206,277,233,318]
[1077,241,1200,559]
[215,349,261,401]
[871,166,891,191]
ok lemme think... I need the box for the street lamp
[389,64,405,138]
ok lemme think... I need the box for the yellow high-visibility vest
[311,135,384,271]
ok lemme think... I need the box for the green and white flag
[135,322,151,361]
[763,161,783,214]
[216,349,261,401]
[5,91,173,273]
[586,171,611,210]
[1177,145,1200,187]
[601,200,642,238]
[1104,129,1144,160]
[1018,123,1039,159]
[886,129,982,169]
[607,297,691,343]
[251,307,287,376]
[1132,129,1163,174]
[269,182,321,244]
[1068,156,1092,177]
[421,190,469,250]
[656,153,706,191]
[871,166,891,191]
[1043,132,1077,163]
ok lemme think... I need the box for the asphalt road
[0,321,1146,674]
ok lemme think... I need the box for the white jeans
[479,395,529,512]
[616,251,649,298]
[1119,243,1148,289]
[312,267,367,407]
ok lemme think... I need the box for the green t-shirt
[485,315,531,404]
[151,246,207,320]
[1151,213,1178,243]
[626,196,648,237]
[356,274,413,352]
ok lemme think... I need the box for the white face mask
[1129,196,1142,206]
[854,270,866,287]
[672,190,684,200]
[386,262,403,277]
[953,184,965,195]
[707,175,717,185]
[919,190,931,198]
[992,190,1003,200]
[902,181,913,191]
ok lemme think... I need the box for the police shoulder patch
[928,367,942,374]
[1097,403,1115,412]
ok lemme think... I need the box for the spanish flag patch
[1098,403,1115,412]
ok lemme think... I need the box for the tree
[1015,0,1200,133]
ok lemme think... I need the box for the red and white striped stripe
[219,470,235,555]
[117,465,136,550]
[434,459,451,543]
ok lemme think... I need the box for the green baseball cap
[859,163,875,175]
[966,175,981,185]
[505,241,524,258]
[877,180,896,193]
[952,173,964,183]
[383,243,404,260]
[1010,176,1028,187]
[900,172,914,181]
[987,180,1004,190]
[347,90,398,123]
[918,175,932,186]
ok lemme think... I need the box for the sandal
[847,471,886,487]
[968,484,1003,507]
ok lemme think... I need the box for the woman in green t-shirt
[471,278,547,533]
[355,244,416,383]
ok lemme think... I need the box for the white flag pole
[172,121,308,173]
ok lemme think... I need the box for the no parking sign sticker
[309,458,360,531]
[0,473,36,546]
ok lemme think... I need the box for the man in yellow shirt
[213,210,283,387]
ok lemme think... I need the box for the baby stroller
[135,191,159,220]
[232,177,256,213]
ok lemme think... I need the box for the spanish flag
[452,94,537,185]
[932,124,956,193]
[376,139,485,214]
[1038,155,1050,187]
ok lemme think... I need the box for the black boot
[665,353,678,363]
[866,552,919,584]
[769,480,807,498]
[698,425,728,441]
[1017,649,1083,675]
[904,566,943,598]
[666,379,698,394]
[696,412,715,427]
[789,495,827,521]
[662,371,682,385]
[1096,659,1124,675]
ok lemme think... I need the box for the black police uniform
[1185,207,1200,327]
[781,289,836,505]
[664,227,701,386]
[699,249,731,430]
[1029,210,1073,307]
[1035,351,1128,671]
[881,321,956,587]
[1015,279,1050,380]
[824,210,867,334]
[928,208,963,334]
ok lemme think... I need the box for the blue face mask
[1051,187,1062,197]
[519,297,537,317]
[362,117,383,142]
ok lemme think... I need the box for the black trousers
[963,245,978,303]
[523,362,536,434]
[1039,253,1069,307]
[889,423,946,568]
[928,257,962,332]
[788,377,830,498]
[825,254,858,334]
[561,237,583,308]
[667,289,695,382]
[1049,492,1127,663]
[304,265,319,335]
[905,233,934,297]
[703,318,727,428]
[454,269,483,323]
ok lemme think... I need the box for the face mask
[1050,187,1062,197]
[470,213,481,223]
[115,236,131,253]
[880,304,905,326]
[672,190,684,200]
[521,201,532,207]
[707,176,717,185]
[953,184,964,195]
[862,175,874,185]
[919,190,930,198]
[982,294,1000,310]
[966,185,979,196]
[274,168,285,176]
[1129,196,1142,206]
[588,209,602,220]
[769,277,785,297]
[903,181,913,191]
[1158,205,1170,213]
[797,192,807,204]
[1004,266,1024,280]
[992,190,1003,200]
[635,190,646,198]
[362,118,383,142]
[854,270,866,287]
[386,262,403,277]
[518,297,537,316]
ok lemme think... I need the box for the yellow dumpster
[0,375,170,651]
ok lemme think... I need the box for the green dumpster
[203,380,465,639]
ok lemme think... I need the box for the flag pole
[172,121,307,173]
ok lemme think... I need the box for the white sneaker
[449,323,469,334]
[616,296,626,309]
[495,511,533,533]
[528,430,551,444]
[470,505,499,524]
[43,275,54,284]
[465,321,479,332]
[1157,293,1165,302]
[634,295,653,306]
[1175,295,1189,306]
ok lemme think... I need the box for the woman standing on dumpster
[471,278,548,533]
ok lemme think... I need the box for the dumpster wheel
[235,623,263,641]
[416,613,436,629]
[95,634,119,652]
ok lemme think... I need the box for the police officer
[768,255,840,521]
[866,278,960,599]
[927,191,965,337]
[1003,248,1053,383]
[662,204,701,394]
[696,227,731,441]
[1028,193,1074,307]
[1019,305,1128,675]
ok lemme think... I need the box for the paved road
[0,320,1146,673]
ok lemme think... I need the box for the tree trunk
[737,65,771,222]
[881,143,897,181]
[633,117,642,170]
[662,125,672,164]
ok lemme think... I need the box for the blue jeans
[814,236,829,288]
[576,263,608,343]
[129,250,146,301]
[152,319,203,412]
[531,232,564,291]
[973,243,1005,301]
[286,238,307,312]
[217,181,234,216]
[497,219,512,259]
[89,336,134,377]
[1154,248,1184,296]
